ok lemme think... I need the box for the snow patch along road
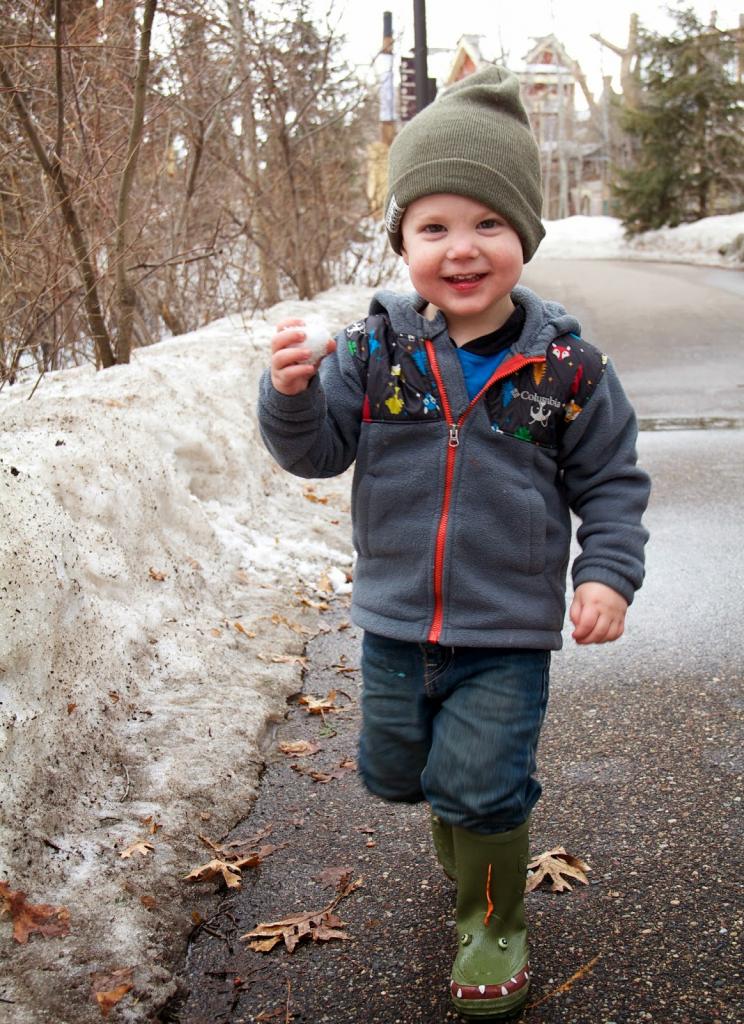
[0,290,369,1023]
[536,211,744,266]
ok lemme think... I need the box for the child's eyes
[419,217,504,234]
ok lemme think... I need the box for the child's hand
[569,582,628,645]
[270,318,336,396]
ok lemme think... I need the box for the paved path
[522,259,744,420]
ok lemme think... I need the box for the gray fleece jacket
[258,285,650,650]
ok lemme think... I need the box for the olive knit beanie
[384,64,545,262]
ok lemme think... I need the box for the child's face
[400,193,524,334]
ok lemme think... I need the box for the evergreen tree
[613,6,744,234]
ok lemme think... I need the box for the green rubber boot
[430,811,456,881]
[450,819,531,1019]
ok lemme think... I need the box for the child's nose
[446,234,479,260]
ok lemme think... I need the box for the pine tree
[613,7,744,234]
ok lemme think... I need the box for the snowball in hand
[293,317,331,364]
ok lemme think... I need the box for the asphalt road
[522,259,744,421]
[160,261,743,1024]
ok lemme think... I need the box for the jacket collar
[369,285,582,358]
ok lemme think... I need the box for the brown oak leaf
[0,881,70,944]
[186,830,284,890]
[278,740,322,757]
[316,866,353,891]
[242,877,362,953]
[271,613,314,636]
[183,859,245,888]
[91,967,134,1017]
[291,758,356,784]
[525,846,591,893]
[120,839,154,859]
[298,690,350,717]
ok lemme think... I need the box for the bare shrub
[0,0,377,384]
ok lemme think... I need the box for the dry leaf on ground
[271,613,315,636]
[0,881,71,944]
[257,653,309,667]
[186,828,285,890]
[279,740,322,757]
[316,866,353,891]
[120,839,154,859]
[242,876,362,953]
[298,690,350,717]
[303,488,328,505]
[90,967,134,1018]
[291,758,356,784]
[525,846,591,893]
[148,567,166,581]
[198,824,273,856]
[183,859,245,888]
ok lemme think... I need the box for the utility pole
[413,0,431,112]
[367,11,396,217]
[380,10,395,145]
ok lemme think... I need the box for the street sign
[400,55,437,122]
[400,55,417,122]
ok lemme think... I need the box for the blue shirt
[452,304,526,401]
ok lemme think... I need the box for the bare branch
[0,57,116,368]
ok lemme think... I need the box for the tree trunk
[114,0,157,364]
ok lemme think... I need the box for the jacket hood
[369,285,581,357]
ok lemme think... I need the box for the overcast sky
[323,1,744,100]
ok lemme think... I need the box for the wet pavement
[159,428,742,1023]
[522,260,744,422]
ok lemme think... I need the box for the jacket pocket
[352,469,375,558]
[526,487,547,575]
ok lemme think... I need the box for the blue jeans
[358,632,550,834]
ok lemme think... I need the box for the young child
[258,65,650,1019]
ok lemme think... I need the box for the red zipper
[424,341,545,643]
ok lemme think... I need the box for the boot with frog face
[449,819,531,1018]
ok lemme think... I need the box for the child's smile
[444,272,488,292]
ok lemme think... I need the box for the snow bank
[537,211,744,266]
[0,289,373,1023]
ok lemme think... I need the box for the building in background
[373,13,744,222]
[443,34,611,219]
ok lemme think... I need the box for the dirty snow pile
[0,289,373,1023]
[537,211,744,266]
